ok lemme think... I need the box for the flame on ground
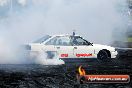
[78,65,86,76]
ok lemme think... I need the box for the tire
[97,50,109,61]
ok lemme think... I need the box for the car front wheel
[97,50,109,61]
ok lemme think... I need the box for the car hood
[92,44,115,51]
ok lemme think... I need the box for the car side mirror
[87,42,93,46]
[90,43,93,46]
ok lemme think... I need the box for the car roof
[51,34,81,37]
[31,34,83,44]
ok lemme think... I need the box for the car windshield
[34,35,51,43]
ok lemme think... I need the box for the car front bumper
[111,51,118,58]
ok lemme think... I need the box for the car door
[41,36,58,59]
[72,36,95,58]
[54,36,74,59]
[44,36,74,59]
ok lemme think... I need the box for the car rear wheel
[97,50,109,61]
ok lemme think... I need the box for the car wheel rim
[98,51,108,60]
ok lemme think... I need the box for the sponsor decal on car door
[73,46,95,58]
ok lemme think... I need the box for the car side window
[71,37,89,46]
[56,37,71,46]
[45,37,58,45]
[45,36,71,46]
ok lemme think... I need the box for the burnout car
[25,33,118,62]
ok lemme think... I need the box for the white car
[25,34,118,62]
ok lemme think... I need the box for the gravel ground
[0,57,131,88]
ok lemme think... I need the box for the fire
[78,65,86,76]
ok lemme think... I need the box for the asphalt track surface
[0,57,131,88]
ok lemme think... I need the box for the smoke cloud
[0,0,129,64]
